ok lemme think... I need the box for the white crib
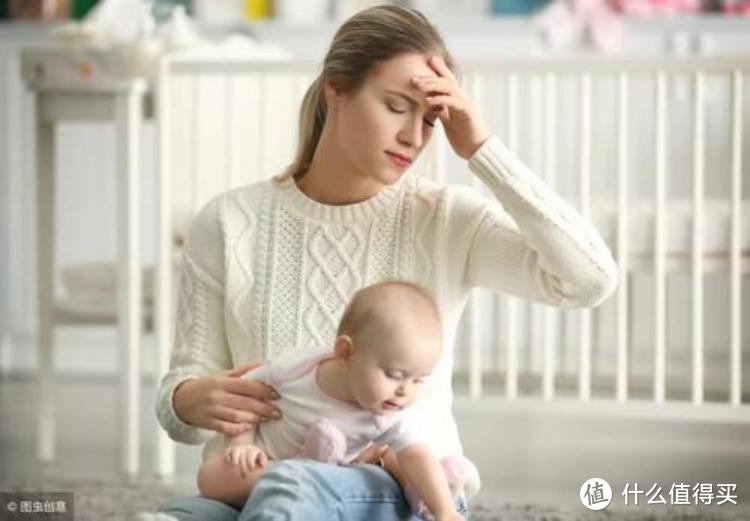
[150,54,750,481]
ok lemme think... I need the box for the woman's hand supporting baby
[173,363,282,436]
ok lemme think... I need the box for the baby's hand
[224,444,268,479]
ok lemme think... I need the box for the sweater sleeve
[155,194,234,445]
[454,135,618,308]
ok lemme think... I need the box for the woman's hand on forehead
[411,55,489,160]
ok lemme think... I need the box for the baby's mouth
[382,399,403,411]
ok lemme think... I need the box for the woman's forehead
[369,53,438,89]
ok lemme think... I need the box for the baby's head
[334,281,443,414]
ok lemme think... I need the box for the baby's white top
[202,346,423,462]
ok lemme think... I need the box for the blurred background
[1,1,750,519]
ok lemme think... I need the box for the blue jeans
[159,460,469,520]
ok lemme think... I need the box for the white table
[22,47,150,476]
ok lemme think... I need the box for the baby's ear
[334,335,354,362]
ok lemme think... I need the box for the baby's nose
[396,382,412,397]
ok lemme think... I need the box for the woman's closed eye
[387,103,435,129]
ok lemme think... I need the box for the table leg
[155,68,176,478]
[35,93,55,464]
[116,83,144,476]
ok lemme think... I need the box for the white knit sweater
[156,135,619,458]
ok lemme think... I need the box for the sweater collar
[273,172,411,224]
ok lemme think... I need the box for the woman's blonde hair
[278,5,458,181]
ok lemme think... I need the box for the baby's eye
[414,377,426,385]
[385,370,403,380]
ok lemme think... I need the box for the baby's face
[347,325,441,415]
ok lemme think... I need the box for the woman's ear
[323,80,346,112]
[334,335,354,362]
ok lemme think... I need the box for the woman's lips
[386,151,412,169]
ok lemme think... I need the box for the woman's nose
[397,119,423,150]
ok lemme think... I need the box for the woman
[157,5,618,521]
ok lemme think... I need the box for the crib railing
[448,57,750,413]
[153,52,750,475]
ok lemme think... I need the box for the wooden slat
[154,58,176,477]
[505,73,520,399]
[468,73,483,399]
[578,72,593,402]
[730,71,744,408]
[616,72,631,403]
[654,72,668,405]
[543,73,558,401]
[691,72,705,406]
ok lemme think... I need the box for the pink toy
[534,0,624,51]
[299,419,348,463]
[722,0,750,15]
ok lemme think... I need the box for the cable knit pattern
[155,135,619,455]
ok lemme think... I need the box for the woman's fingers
[426,95,471,121]
[411,73,467,125]
[173,368,283,436]
[214,405,270,427]
[222,392,282,422]
[212,419,252,436]
[427,55,456,82]
[224,376,280,402]
[412,76,455,98]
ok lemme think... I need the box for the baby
[196,280,477,520]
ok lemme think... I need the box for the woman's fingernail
[272,410,282,419]
[269,389,280,399]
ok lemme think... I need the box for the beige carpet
[1,478,749,521]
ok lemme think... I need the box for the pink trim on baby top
[268,348,401,432]
[266,350,332,387]
[265,348,362,409]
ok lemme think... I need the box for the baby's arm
[397,444,463,521]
